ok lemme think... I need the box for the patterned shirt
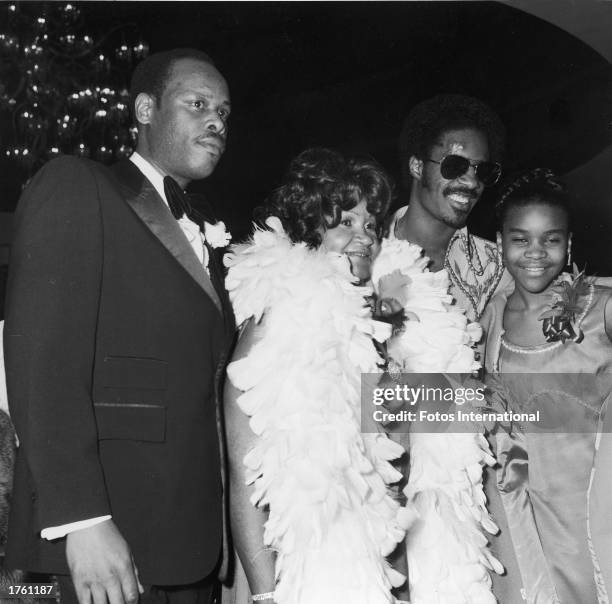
[387,205,513,322]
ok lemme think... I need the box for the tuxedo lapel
[189,232,235,582]
[188,203,235,338]
[110,161,222,313]
[204,242,235,333]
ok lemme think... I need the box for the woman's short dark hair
[496,168,571,229]
[258,148,394,248]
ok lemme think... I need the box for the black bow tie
[163,176,192,220]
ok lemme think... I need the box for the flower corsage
[538,264,593,343]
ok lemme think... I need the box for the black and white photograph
[0,2,611,603]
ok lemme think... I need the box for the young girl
[480,168,612,603]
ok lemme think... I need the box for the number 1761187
[0,583,58,599]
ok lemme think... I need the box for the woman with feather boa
[223,148,413,604]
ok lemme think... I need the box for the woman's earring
[566,240,572,268]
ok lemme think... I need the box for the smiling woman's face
[500,201,569,295]
[320,200,378,280]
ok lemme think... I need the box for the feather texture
[225,219,412,604]
[373,238,502,604]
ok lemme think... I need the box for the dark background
[2,1,612,271]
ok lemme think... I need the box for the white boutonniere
[204,221,232,248]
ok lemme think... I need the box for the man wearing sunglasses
[388,94,513,321]
[380,95,517,603]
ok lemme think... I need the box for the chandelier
[0,2,148,181]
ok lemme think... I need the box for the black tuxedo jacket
[4,156,235,585]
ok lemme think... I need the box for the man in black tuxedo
[4,48,235,604]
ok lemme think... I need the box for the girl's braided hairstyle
[496,168,571,228]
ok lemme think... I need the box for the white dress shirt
[41,153,210,541]
[129,152,209,269]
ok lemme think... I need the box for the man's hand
[66,519,143,604]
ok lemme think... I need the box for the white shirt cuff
[41,515,112,540]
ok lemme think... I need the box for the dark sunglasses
[426,154,502,187]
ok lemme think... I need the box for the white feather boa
[224,219,414,604]
[372,238,503,604]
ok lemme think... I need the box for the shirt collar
[129,151,168,206]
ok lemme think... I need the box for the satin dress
[480,285,612,604]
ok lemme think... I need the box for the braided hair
[496,168,571,229]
